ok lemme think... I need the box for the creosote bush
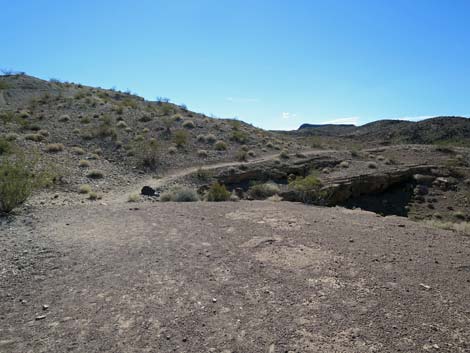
[71,147,85,155]
[214,140,227,151]
[134,139,159,169]
[173,130,189,147]
[0,154,54,213]
[206,182,231,202]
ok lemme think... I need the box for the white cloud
[226,97,259,103]
[281,112,297,119]
[321,116,360,125]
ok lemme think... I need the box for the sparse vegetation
[367,161,378,169]
[173,130,189,147]
[86,169,104,179]
[45,143,64,153]
[134,138,159,169]
[0,137,12,155]
[205,134,217,144]
[160,187,199,202]
[206,182,231,201]
[78,184,92,194]
[214,140,227,151]
[197,149,208,158]
[182,120,195,129]
[127,193,140,202]
[78,159,90,168]
[249,183,280,200]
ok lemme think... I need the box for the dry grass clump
[214,140,227,151]
[134,139,159,169]
[197,149,208,158]
[78,184,92,194]
[236,149,248,162]
[58,114,70,122]
[279,150,289,159]
[5,133,19,141]
[173,130,189,147]
[424,220,470,235]
[116,120,128,128]
[45,143,64,153]
[205,134,216,144]
[24,133,44,142]
[38,130,49,137]
[367,161,378,169]
[196,134,206,143]
[88,191,100,200]
[160,187,199,202]
[247,150,256,157]
[249,183,280,200]
[182,120,195,129]
[78,159,90,168]
[88,153,100,160]
[376,155,386,161]
[173,114,183,122]
[127,193,140,202]
[71,147,85,155]
[168,146,177,154]
[86,169,104,179]
[339,161,350,168]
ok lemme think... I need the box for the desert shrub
[4,133,18,141]
[173,114,182,122]
[24,133,44,142]
[96,115,117,139]
[134,135,145,142]
[0,111,16,124]
[197,149,208,158]
[134,139,159,169]
[88,191,99,200]
[88,153,100,160]
[205,134,217,144]
[424,220,470,235]
[121,97,138,109]
[160,187,199,202]
[0,81,10,90]
[78,159,90,168]
[182,120,195,129]
[230,130,248,143]
[116,121,128,128]
[266,141,274,148]
[124,127,133,133]
[78,184,92,194]
[194,167,213,181]
[196,134,206,142]
[247,150,256,157]
[0,154,54,213]
[249,183,280,200]
[38,130,49,137]
[289,173,322,191]
[453,211,466,220]
[86,169,104,179]
[206,182,231,202]
[139,114,152,122]
[80,116,91,124]
[142,127,150,133]
[279,150,289,159]
[0,138,12,155]
[71,147,85,155]
[214,140,227,151]
[236,149,247,161]
[168,146,177,154]
[58,114,70,122]
[45,143,64,153]
[173,130,189,147]
[127,193,140,202]
[367,161,378,169]
[339,161,350,168]
[296,152,307,158]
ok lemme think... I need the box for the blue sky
[2,0,470,130]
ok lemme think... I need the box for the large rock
[141,186,156,196]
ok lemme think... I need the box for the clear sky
[2,0,470,130]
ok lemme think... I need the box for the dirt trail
[110,149,335,202]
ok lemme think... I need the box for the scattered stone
[419,283,431,290]
[42,305,49,311]
[35,315,46,320]
[212,298,217,303]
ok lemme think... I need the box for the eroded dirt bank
[1,202,469,352]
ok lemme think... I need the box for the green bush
[230,130,248,143]
[0,154,53,213]
[206,182,231,201]
[134,139,159,169]
[0,138,12,155]
[289,173,322,192]
[173,130,189,147]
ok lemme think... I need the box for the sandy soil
[1,201,469,352]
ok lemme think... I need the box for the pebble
[212,298,217,303]
[42,305,49,311]
[35,315,46,320]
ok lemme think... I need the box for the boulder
[141,186,156,196]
